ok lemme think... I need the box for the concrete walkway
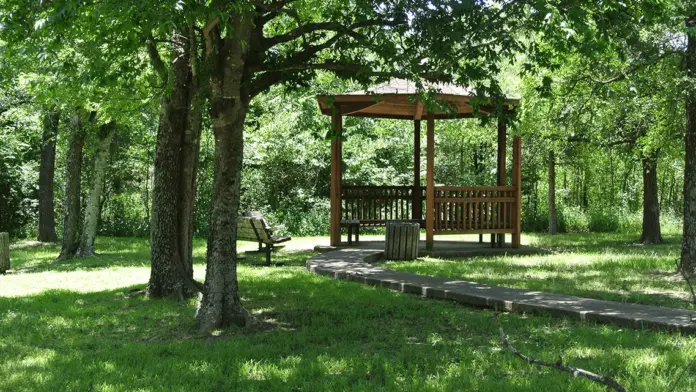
[307,249,696,333]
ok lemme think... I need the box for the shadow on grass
[2,267,696,392]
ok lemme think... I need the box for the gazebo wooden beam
[414,103,424,120]
[426,114,435,249]
[413,120,422,222]
[330,113,342,246]
[495,118,507,247]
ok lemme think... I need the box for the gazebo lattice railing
[318,79,522,249]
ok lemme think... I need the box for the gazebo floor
[314,239,544,259]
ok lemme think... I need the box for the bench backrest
[237,217,272,243]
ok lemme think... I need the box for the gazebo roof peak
[317,78,518,120]
[344,78,475,97]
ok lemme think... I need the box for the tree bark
[57,112,87,260]
[639,154,663,244]
[147,30,204,300]
[196,16,253,331]
[682,14,696,276]
[37,108,60,242]
[0,232,9,274]
[77,123,115,257]
[548,150,557,235]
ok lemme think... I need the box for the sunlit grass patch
[387,232,691,309]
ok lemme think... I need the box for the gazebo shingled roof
[316,79,519,120]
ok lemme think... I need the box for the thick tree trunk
[196,17,253,331]
[37,108,59,242]
[548,150,557,235]
[147,32,203,300]
[57,113,87,260]
[0,232,9,274]
[77,123,115,257]
[682,15,696,276]
[639,154,663,244]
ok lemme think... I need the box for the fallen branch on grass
[493,313,628,392]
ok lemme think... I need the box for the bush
[586,207,620,233]
[99,193,149,237]
[268,198,330,237]
[555,206,587,233]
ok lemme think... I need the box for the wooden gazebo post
[413,119,422,222]
[425,113,435,249]
[330,112,342,246]
[495,117,507,247]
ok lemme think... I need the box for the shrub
[587,207,619,233]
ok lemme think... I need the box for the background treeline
[1,53,685,240]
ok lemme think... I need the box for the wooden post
[0,232,9,274]
[512,136,522,248]
[413,120,422,222]
[426,115,435,249]
[330,113,343,246]
[495,118,507,247]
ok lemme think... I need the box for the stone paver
[307,249,696,333]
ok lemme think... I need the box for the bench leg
[264,245,272,266]
[347,226,353,246]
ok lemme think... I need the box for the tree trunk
[147,31,203,300]
[196,17,253,331]
[57,113,87,260]
[77,123,115,257]
[548,150,557,235]
[0,232,9,274]
[37,108,59,242]
[639,154,663,244]
[682,15,696,276]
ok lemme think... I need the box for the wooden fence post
[0,233,9,274]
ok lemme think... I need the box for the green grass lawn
[2,235,696,391]
[387,232,691,310]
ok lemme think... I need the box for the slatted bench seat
[237,214,291,266]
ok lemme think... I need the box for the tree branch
[494,313,627,392]
[262,18,404,49]
[145,34,168,84]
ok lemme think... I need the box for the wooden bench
[237,213,291,266]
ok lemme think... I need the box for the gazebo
[316,79,522,249]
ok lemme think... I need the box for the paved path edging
[307,249,696,333]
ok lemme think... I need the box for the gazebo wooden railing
[337,137,522,246]
[341,185,426,226]
[433,186,516,234]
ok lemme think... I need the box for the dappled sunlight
[3,236,696,391]
[0,267,151,297]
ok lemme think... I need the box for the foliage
[0,86,40,238]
